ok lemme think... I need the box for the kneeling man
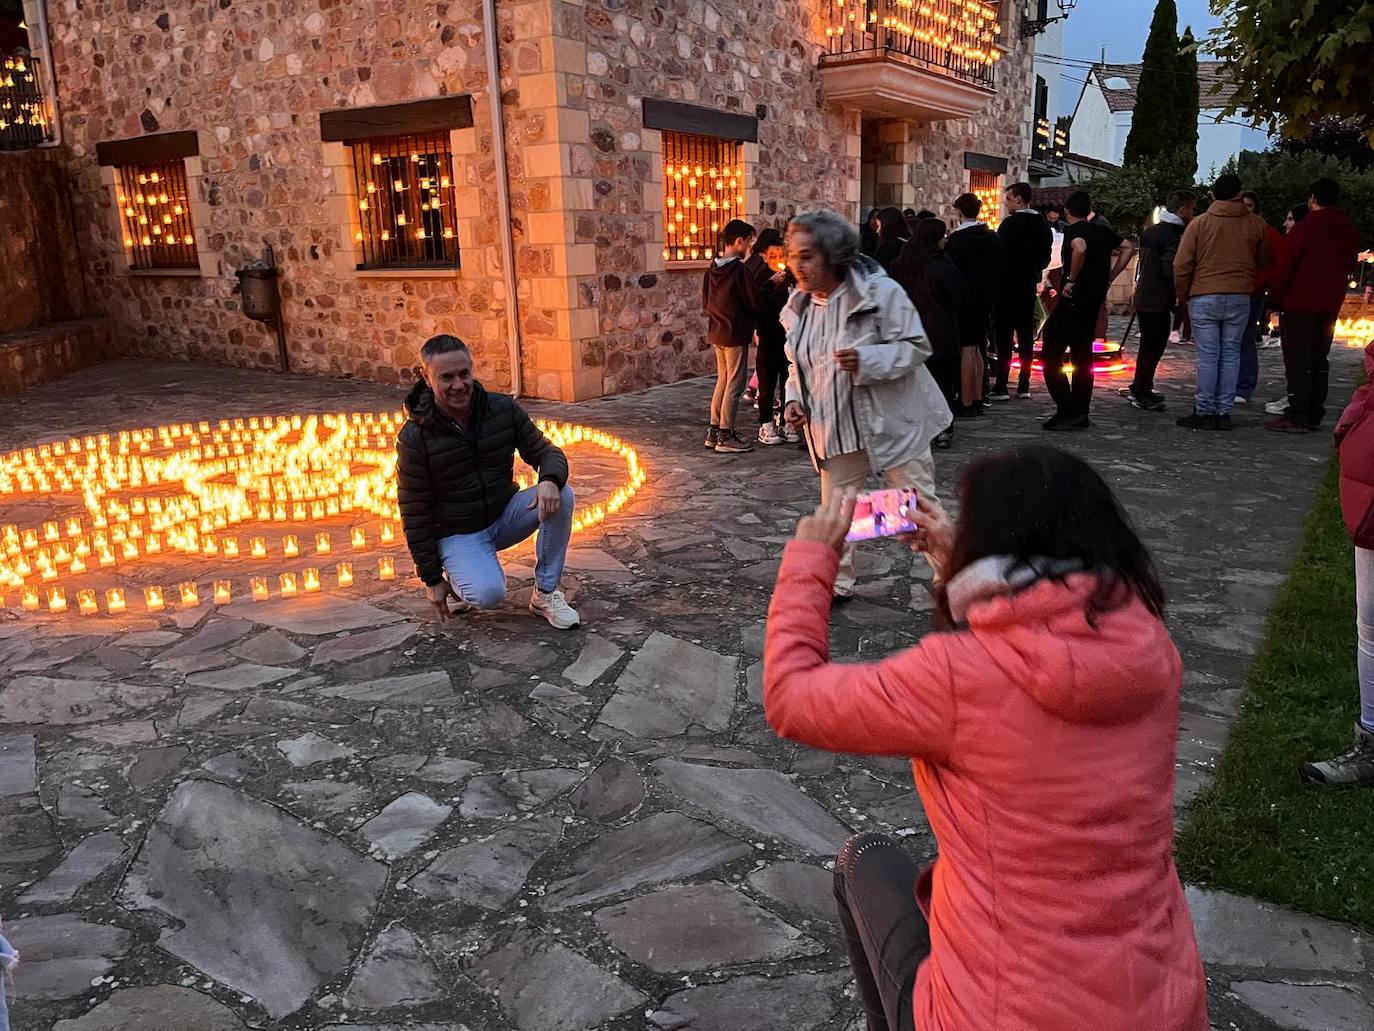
[397,334,580,628]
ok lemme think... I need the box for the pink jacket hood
[968,572,1174,726]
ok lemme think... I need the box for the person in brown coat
[1173,173,1274,430]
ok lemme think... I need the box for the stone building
[14,0,1039,400]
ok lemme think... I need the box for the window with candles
[661,131,745,264]
[114,159,198,271]
[349,131,461,270]
[969,169,1003,229]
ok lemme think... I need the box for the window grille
[662,131,745,263]
[0,48,52,150]
[114,159,198,270]
[969,169,1003,229]
[349,131,461,270]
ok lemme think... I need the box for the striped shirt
[793,285,863,460]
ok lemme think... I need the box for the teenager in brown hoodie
[1174,173,1274,430]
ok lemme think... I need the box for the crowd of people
[381,169,1370,1031]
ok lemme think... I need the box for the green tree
[1209,0,1374,146]
[1223,149,1374,244]
[1123,0,1181,168]
[1174,26,1200,182]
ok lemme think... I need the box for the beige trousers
[819,448,938,596]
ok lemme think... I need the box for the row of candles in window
[825,0,1002,65]
[1,525,395,588]
[12,558,396,614]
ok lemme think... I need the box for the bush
[1224,150,1374,242]
[1066,158,1196,239]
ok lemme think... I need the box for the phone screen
[845,488,920,543]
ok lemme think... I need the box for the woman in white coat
[782,209,953,598]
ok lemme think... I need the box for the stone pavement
[1,336,1371,1031]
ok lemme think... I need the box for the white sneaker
[1264,397,1290,415]
[781,423,802,444]
[1168,330,1181,344]
[530,588,580,629]
[1233,396,1249,404]
[758,422,784,446]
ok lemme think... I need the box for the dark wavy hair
[875,206,907,242]
[942,447,1165,623]
[752,227,784,256]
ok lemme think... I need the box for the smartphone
[845,488,920,543]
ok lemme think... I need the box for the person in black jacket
[891,217,969,448]
[943,193,1007,414]
[873,207,908,272]
[703,218,758,453]
[746,227,799,446]
[1123,190,1196,410]
[992,182,1053,399]
[396,334,579,629]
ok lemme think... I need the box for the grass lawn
[1175,458,1374,930]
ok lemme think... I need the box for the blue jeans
[437,483,574,607]
[1236,292,1266,400]
[1189,293,1251,416]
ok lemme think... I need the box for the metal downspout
[482,0,523,397]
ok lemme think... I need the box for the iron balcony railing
[1,49,53,151]
[822,0,1001,90]
[1031,115,1069,168]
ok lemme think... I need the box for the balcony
[1,49,53,151]
[819,0,1000,121]
[1029,114,1068,175]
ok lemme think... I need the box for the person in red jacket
[1266,178,1364,432]
[1302,341,1374,785]
[764,447,1208,1031]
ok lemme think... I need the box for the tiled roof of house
[1091,60,1240,114]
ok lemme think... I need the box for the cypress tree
[1122,0,1180,168]
[1174,26,1201,183]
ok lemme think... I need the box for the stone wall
[42,0,1035,399]
[47,0,513,389]
[0,317,113,399]
[0,148,88,335]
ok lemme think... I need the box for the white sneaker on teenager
[530,588,580,629]
[1264,397,1290,415]
[758,422,784,446]
[781,423,802,444]
[1168,330,1181,344]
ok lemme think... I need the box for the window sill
[354,268,462,279]
[126,268,203,277]
[666,260,713,272]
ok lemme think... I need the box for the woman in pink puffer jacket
[765,446,1208,1031]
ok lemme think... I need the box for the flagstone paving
[2,342,1373,1030]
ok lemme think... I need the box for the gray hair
[420,333,470,364]
[787,209,860,273]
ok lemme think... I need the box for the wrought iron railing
[1031,115,1069,168]
[1,49,53,151]
[822,0,1001,89]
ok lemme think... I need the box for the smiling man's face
[423,348,475,418]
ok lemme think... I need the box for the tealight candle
[202,536,218,556]
[144,533,162,554]
[314,532,331,555]
[213,579,232,604]
[69,554,87,574]
[223,536,240,558]
[250,576,269,601]
[47,586,68,613]
[43,521,60,542]
[379,522,395,544]
[65,517,83,538]
[98,548,116,567]
[303,567,321,593]
[250,536,267,558]
[122,541,139,560]
[105,587,127,614]
[378,556,396,580]
[22,529,38,549]
[336,561,354,587]
[279,572,298,597]
[282,535,299,558]
[21,587,40,611]
[77,589,98,616]
[74,536,91,557]
[351,526,367,549]
[178,581,200,607]
[292,503,307,521]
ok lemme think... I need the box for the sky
[1062,0,1222,65]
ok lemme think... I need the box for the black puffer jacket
[396,380,569,586]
